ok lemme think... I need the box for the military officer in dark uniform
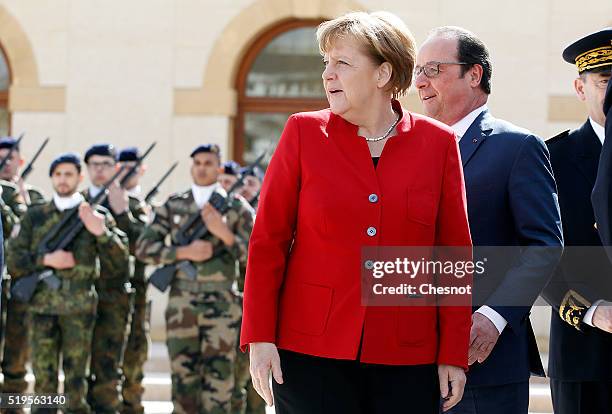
[543,27,612,414]
[592,36,612,264]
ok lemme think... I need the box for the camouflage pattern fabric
[6,199,128,414]
[121,275,150,414]
[136,188,254,413]
[135,189,253,278]
[83,190,138,414]
[0,183,46,400]
[30,312,95,414]
[121,196,151,414]
[166,288,241,414]
[24,184,46,205]
[231,259,264,414]
[231,323,265,414]
[88,286,133,414]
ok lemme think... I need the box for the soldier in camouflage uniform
[0,136,46,205]
[6,153,129,414]
[0,137,47,410]
[116,147,151,414]
[236,166,262,211]
[0,179,19,407]
[136,144,254,414]
[82,144,135,413]
[218,161,240,193]
[224,164,265,414]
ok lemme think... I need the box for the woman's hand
[438,364,466,412]
[249,342,284,406]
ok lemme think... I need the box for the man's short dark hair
[430,26,492,95]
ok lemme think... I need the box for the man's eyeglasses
[414,61,470,78]
[88,161,115,169]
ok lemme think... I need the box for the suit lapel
[573,120,602,189]
[459,110,494,168]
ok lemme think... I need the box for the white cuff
[476,306,508,334]
[583,299,604,327]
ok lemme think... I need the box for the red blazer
[241,101,472,369]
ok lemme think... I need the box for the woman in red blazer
[241,11,472,414]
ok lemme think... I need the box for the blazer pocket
[406,190,437,226]
[396,306,436,346]
[284,282,333,336]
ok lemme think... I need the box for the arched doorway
[0,45,10,135]
[234,20,329,165]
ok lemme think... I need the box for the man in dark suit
[544,28,612,414]
[416,26,563,414]
[592,36,612,260]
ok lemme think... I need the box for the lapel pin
[472,138,478,143]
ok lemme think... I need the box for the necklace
[362,112,401,142]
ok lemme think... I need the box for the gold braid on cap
[559,290,591,330]
[575,43,612,73]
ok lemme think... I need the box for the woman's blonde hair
[317,11,416,97]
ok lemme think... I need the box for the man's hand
[176,239,213,262]
[438,364,466,412]
[250,342,283,407]
[201,203,234,246]
[79,203,106,237]
[592,301,612,333]
[468,312,500,365]
[108,181,129,214]
[43,250,76,270]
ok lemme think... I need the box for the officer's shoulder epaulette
[546,129,570,146]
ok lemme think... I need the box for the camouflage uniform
[6,199,129,414]
[83,190,136,414]
[231,265,265,414]
[0,181,43,409]
[121,196,151,414]
[0,181,20,370]
[136,188,254,414]
[231,195,264,414]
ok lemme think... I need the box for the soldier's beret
[84,143,117,163]
[239,165,264,182]
[190,144,221,158]
[50,152,81,176]
[563,27,612,73]
[0,136,19,151]
[221,160,241,176]
[118,146,140,162]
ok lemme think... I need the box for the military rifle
[148,152,266,292]
[20,137,50,181]
[144,162,178,203]
[10,142,156,302]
